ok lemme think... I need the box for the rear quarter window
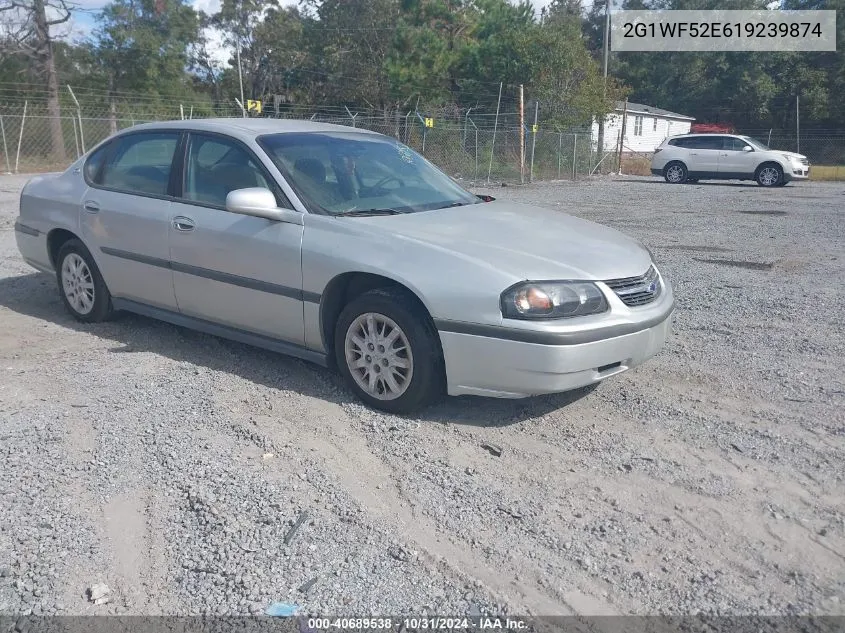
[83,144,110,184]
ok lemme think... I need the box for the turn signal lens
[501,281,608,320]
[514,286,553,313]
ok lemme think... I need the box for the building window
[653,118,658,132]
[634,116,643,136]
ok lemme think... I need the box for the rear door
[80,130,181,310]
[167,131,306,344]
[685,136,722,174]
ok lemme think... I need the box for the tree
[386,0,478,106]
[91,0,201,125]
[300,0,399,111]
[523,13,626,128]
[1,0,73,159]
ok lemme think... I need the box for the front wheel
[756,163,783,187]
[664,162,687,184]
[56,239,114,322]
[334,288,444,414]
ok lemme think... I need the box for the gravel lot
[0,173,843,618]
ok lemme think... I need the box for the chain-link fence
[0,99,610,183]
[3,97,843,181]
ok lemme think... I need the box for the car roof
[669,132,741,137]
[124,117,382,137]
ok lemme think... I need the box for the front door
[80,130,181,311]
[168,132,306,344]
[717,137,757,177]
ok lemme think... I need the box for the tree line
[1,0,842,161]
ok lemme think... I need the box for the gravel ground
[0,173,843,618]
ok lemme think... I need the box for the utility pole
[519,84,525,184]
[796,93,800,154]
[530,100,539,182]
[235,3,246,118]
[597,0,610,164]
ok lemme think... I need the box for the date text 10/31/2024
[306,617,530,630]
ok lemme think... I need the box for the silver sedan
[14,118,674,413]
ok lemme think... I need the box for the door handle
[83,200,100,213]
[172,216,195,232]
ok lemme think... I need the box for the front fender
[301,215,518,327]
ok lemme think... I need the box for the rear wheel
[664,162,687,184]
[334,288,444,414]
[756,163,783,187]
[56,239,114,322]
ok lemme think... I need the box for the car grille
[799,157,809,166]
[603,266,661,307]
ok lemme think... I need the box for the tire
[756,163,783,187]
[56,238,114,322]
[776,180,788,187]
[664,162,687,184]
[334,287,444,414]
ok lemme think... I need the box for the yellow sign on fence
[246,100,262,114]
[424,117,435,128]
[532,124,539,133]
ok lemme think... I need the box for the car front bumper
[787,165,809,180]
[438,298,674,398]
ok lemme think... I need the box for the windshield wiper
[440,202,467,208]
[334,208,404,217]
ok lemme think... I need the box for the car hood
[349,201,652,281]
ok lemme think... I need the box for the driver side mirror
[742,145,753,152]
[226,187,287,221]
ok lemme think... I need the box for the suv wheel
[664,162,687,184]
[756,163,783,187]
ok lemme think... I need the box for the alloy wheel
[758,166,780,186]
[61,253,95,315]
[666,165,685,183]
[344,312,414,401]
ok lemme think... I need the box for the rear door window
[99,132,180,197]
[689,136,724,150]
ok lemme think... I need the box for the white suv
[650,133,809,187]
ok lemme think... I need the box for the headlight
[501,281,608,320]
[783,154,799,163]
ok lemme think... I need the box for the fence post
[558,132,562,179]
[571,133,577,180]
[1,116,11,174]
[67,86,85,154]
[344,106,358,128]
[71,116,80,159]
[475,128,479,181]
[15,101,28,174]
[487,81,503,184]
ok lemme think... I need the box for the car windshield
[258,132,480,215]
[743,136,771,151]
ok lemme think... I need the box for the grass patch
[809,165,845,181]
[619,154,653,177]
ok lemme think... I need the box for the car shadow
[613,178,762,188]
[0,272,596,427]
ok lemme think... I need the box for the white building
[592,102,695,154]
